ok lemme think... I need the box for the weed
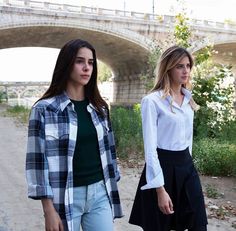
[205,184,220,199]
[4,105,30,124]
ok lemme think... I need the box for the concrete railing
[1,0,236,31]
[0,81,50,86]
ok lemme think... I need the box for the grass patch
[205,184,221,199]
[4,105,30,124]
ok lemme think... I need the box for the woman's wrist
[156,186,165,194]
[41,198,56,215]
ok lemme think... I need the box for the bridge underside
[193,42,236,69]
[0,26,151,104]
[212,43,236,70]
[0,26,150,77]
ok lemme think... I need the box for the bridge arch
[0,20,154,78]
[192,39,236,69]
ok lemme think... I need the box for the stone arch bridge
[1,0,236,104]
[0,81,49,100]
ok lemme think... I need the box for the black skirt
[129,148,207,231]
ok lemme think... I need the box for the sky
[0,0,236,82]
[59,0,236,22]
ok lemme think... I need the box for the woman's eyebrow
[75,56,94,60]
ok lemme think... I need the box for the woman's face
[169,56,191,87]
[69,47,94,87]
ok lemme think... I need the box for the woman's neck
[170,84,182,96]
[66,85,85,101]
[170,84,184,107]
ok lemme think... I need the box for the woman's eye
[176,64,190,69]
[75,59,83,64]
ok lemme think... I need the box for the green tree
[97,61,112,82]
[140,43,162,90]
[173,11,235,138]
[174,13,192,48]
[192,60,234,137]
[143,8,235,138]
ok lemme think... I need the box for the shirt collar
[159,87,192,108]
[58,91,72,112]
[58,92,99,113]
[161,87,191,99]
[181,87,192,102]
[87,103,95,113]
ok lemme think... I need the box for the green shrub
[110,104,143,160]
[193,138,236,176]
[215,119,236,143]
[192,62,235,139]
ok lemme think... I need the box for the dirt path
[0,104,235,231]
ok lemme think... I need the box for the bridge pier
[112,76,148,105]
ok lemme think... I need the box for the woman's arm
[140,96,174,214]
[26,106,53,199]
[26,106,64,229]
[140,96,164,190]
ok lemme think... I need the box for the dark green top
[71,99,103,187]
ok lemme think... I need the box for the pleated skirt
[129,148,208,231]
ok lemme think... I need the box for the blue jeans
[73,180,113,231]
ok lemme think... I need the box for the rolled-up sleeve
[140,97,164,190]
[107,117,120,182]
[26,107,53,199]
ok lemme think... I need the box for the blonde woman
[129,46,207,231]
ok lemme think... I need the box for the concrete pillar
[24,0,29,7]
[112,75,149,105]
[44,2,49,9]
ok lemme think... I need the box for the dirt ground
[0,104,235,231]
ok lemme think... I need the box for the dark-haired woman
[129,45,207,231]
[26,39,123,231]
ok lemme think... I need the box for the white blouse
[140,88,194,190]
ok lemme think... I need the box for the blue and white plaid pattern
[26,92,123,231]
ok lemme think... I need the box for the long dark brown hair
[39,39,108,116]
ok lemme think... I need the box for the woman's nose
[183,66,189,72]
[83,63,89,71]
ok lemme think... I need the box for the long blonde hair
[151,45,199,111]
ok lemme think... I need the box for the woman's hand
[156,187,174,215]
[44,210,64,231]
[41,199,64,231]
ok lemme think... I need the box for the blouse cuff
[140,171,164,190]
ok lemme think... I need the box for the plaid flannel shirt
[26,92,123,231]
